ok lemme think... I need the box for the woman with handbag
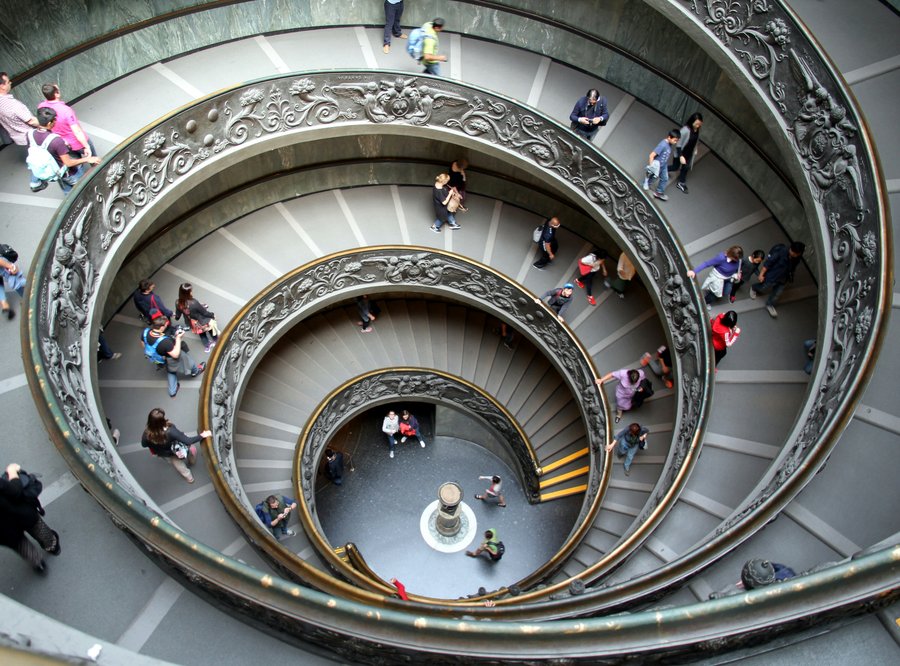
[429,173,461,233]
[597,367,648,424]
[141,408,212,483]
[399,410,426,448]
[687,245,744,310]
[175,282,219,353]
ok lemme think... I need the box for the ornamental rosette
[142,131,166,156]
[239,89,265,107]
[105,161,126,187]
[529,145,552,160]
[855,307,873,343]
[764,18,790,47]
[289,78,317,95]
[859,232,877,266]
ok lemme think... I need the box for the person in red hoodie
[711,310,741,366]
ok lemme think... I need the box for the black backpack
[491,541,505,560]
[0,243,18,263]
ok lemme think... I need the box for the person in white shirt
[474,474,506,507]
[382,410,400,459]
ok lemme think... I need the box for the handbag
[189,318,209,335]
[533,225,544,243]
[446,190,462,213]
[172,442,189,459]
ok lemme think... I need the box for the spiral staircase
[1,1,898,663]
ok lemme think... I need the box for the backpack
[254,502,268,523]
[491,541,505,560]
[142,328,168,365]
[0,243,18,263]
[407,28,425,60]
[26,130,67,183]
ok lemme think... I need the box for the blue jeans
[271,518,290,536]
[434,212,455,230]
[165,351,200,396]
[653,164,669,194]
[97,333,115,360]
[751,280,786,306]
[616,441,640,472]
[645,164,669,194]
[383,1,404,44]
[59,163,88,193]
[0,269,25,302]
[423,61,441,76]
[385,433,397,450]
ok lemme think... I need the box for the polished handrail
[201,247,609,599]
[293,367,546,583]
[23,69,709,624]
[12,0,896,652]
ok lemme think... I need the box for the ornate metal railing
[16,1,893,660]
[200,248,608,594]
[24,68,711,605]
[296,367,542,509]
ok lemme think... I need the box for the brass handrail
[200,247,611,601]
[19,0,892,642]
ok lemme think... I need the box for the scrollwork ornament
[692,0,790,110]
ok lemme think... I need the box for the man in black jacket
[569,88,609,141]
[750,241,805,318]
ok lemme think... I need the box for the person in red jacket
[711,310,741,366]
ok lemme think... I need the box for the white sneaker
[766,304,778,318]
[389,450,394,458]
[400,436,407,443]
[641,178,650,191]
[749,289,757,300]
[420,440,426,448]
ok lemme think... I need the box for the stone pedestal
[435,482,462,536]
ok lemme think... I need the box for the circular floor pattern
[419,499,478,553]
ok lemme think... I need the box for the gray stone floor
[316,412,582,599]
[0,4,898,663]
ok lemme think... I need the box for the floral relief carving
[207,249,612,527]
[30,73,712,585]
[688,0,884,549]
[41,62,898,613]
[691,0,790,110]
[299,370,541,519]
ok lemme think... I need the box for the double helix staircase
[2,1,898,663]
